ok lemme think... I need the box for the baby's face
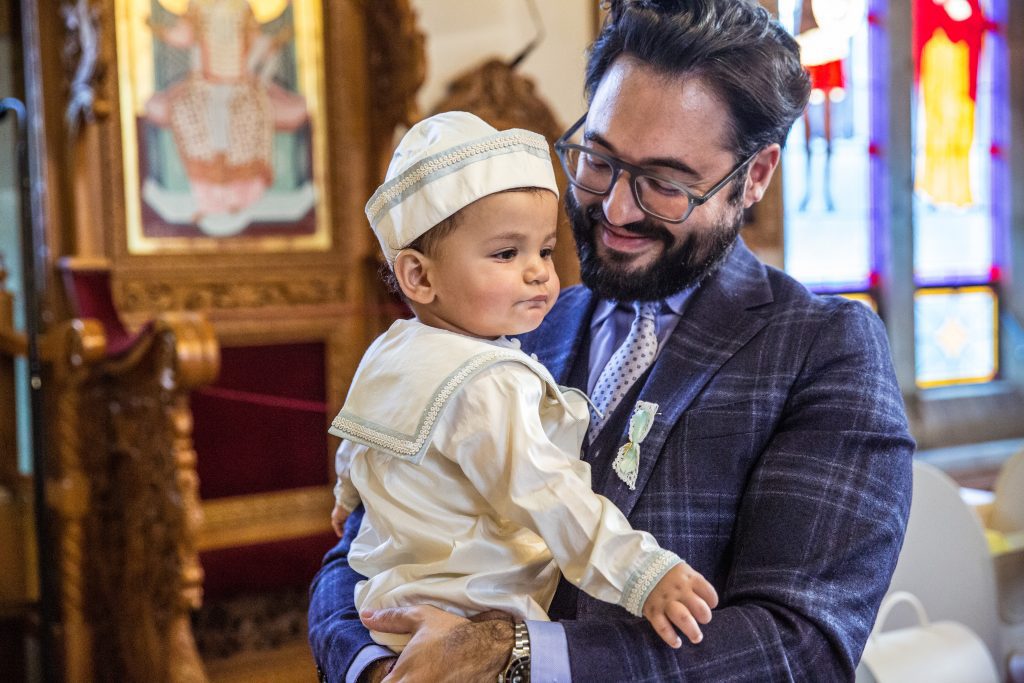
[423,190,560,339]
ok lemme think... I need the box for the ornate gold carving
[199,485,333,552]
[43,312,218,682]
[62,0,109,137]
[116,277,351,314]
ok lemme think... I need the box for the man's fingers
[360,607,420,633]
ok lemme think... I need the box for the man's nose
[602,173,645,227]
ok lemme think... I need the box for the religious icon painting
[115,0,331,254]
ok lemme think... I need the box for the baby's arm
[331,442,362,537]
[436,364,712,643]
[642,561,719,647]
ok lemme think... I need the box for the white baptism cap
[365,111,558,264]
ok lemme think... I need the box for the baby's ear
[393,249,435,304]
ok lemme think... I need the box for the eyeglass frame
[554,113,757,224]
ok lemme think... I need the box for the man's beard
[566,190,743,302]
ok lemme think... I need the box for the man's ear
[393,249,435,304]
[742,143,781,208]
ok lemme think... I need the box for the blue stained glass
[780,0,873,289]
[914,287,997,387]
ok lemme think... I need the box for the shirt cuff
[525,619,571,682]
[345,644,394,683]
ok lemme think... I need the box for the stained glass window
[915,287,998,387]
[911,0,1007,387]
[780,0,874,293]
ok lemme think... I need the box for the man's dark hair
[586,0,811,158]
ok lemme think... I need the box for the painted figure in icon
[144,0,309,236]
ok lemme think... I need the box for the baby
[329,111,718,654]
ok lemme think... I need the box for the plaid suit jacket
[308,241,915,682]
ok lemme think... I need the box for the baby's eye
[540,247,554,259]
[494,248,518,261]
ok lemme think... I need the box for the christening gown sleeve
[333,440,363,513]
[431,362,682,617]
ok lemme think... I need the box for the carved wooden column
[45,317,104,683]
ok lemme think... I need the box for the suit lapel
[603,242,775,517]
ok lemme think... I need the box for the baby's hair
[380,186,551,295]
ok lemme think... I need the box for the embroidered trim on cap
[366,130,551,226]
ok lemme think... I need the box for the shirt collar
[590,287,694,329]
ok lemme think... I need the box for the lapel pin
[613,400,659,490]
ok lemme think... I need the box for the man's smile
[600,223,662,255]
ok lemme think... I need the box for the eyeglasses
[554,113,756,224]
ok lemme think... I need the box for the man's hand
[360,606,513,683]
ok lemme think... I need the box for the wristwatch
[499,621,531,683]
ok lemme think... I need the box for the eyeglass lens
[560,147,691,222]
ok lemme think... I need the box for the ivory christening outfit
[329,318,680,651]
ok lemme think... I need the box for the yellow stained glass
[916,28,976,207]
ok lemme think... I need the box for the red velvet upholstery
[192,342,329,500]
[192,342,334,598]
[61,266,147,357]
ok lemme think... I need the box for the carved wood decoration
[0,257,21,490]
[363,0,427,184]
[44,313,217,682]
[115,274,353,317]
[62,0,109,138]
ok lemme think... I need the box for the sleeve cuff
[344,644,394,683]
[525,619,571,682]
[619,550,683,617]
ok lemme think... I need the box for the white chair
[859,460,1003,677]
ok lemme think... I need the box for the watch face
[505,658,529,683]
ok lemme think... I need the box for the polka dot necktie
[588,301,660,443]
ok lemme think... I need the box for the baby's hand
[331,505,349,538]
[641,562,719,648]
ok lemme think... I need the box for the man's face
[567,57,752,301]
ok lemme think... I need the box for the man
[309,1,914,680]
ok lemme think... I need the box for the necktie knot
[635,301,659,322]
